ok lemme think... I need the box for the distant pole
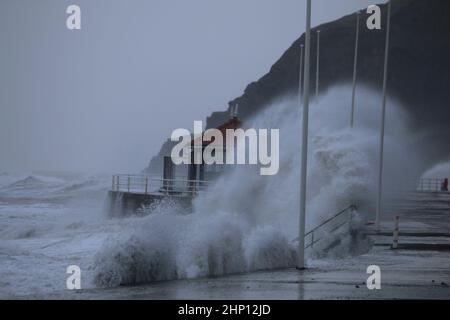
[298,43,305,101]
[298,43,304,103]
[350,12,361,128]
[376,0,392,231]
[298,0,311,270]
[315,30,320,98]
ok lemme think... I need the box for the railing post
[127,175,130,193]
[392,215,400,249]
[112,176,115,191]
[145,177,148,195]
[117,176,120,192]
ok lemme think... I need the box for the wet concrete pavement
[33,192,450,299]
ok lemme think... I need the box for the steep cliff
[146,0,450,173]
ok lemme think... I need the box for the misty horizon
[0,0,383,173]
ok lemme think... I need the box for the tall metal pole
[298,43,304,103]
[298,0,311,270]
[350,12,361,128]
[376,1,392,231]
[315,30,320,98]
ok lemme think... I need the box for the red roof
[192,117,243,147]
[214,117,242,136]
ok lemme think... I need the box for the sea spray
[93,210,295,286]
[94,214,183,287]
[94,85,422,287]
[421,161,450,179]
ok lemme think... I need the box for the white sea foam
[93,85,423,287]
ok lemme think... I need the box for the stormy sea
[1,85,439,298]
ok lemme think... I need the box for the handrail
[305,205,356,249]
[111,174,211,196]
[113,174,211,184]
[292,205,356,249]
[305,205,356,237]
[417,178,447,192]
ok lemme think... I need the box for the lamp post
[298,0,311,270]
[315,30,320,98]
[350,12,361,128]
[376,0,392,231]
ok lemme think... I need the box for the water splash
[94,85,422,287]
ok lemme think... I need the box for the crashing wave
[94,85,421,287]
[8,176,46,188]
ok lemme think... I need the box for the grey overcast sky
[0,0,384,174]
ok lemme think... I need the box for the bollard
[392,215,400,249]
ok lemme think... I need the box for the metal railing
[113,173,356,247]
[111,174,211,196]
[303,205,356,249]
[417,178,448,193]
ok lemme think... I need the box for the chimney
[231,103,239,119]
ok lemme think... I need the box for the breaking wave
[0,173,109,200]
[94,85,422,287]
[94,212,295,287]
[421,161,450,179]
[8,176,46,188]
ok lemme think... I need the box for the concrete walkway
[38,232,450,299]
[34,192,450,300]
